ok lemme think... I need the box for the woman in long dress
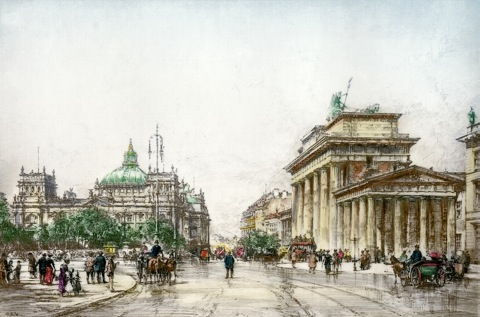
[44,254,56,285]
[58,264,68,296]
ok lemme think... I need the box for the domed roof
[100,140,147,186]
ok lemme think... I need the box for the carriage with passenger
[392,252,446,287]
[410,260,446,287]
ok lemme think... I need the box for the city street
[55,260,480,317]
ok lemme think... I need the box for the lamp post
[351,236,358,271]
[149,124,164,240]
[155,179,159,237]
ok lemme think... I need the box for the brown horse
[147,257,159,284]
[390,255,405,284]
[165,258,177,285]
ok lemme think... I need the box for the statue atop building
[329,91,346,120]
[468,106,476,126]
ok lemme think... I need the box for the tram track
[244,264,406,316]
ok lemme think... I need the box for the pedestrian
[385,249,394,265]
[14,261,21,284]
[106,255,117,291]
[224,251,235,279]
[6,260,13,283]
[291,250,297,268]
[324,250,332,274]
[374,247,381,263]
[464,250,471,273]
[308,252,317,274]
[27,252,37,279]
[94,251,107,283]
[84,252,95,284]
[338,249,344,262]
[44,254,56,285]
[58,263,68,296]
[36,253,48,284]
[0,253,8,286]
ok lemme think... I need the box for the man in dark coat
[224,251,235,279]
[150,240,163,258]
[94,251,107,283]
[36,253,48,284]
[410,245,423,264]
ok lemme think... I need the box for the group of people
[0,253,22,285]
[290,249,345,274]
[84,251,117,291]
[0,249,118,295]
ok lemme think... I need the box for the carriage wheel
[410,267,421,288]
[436,268,446,287]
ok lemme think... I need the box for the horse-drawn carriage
[410,261,446,287]
[391,253,446,288]
[200,248,210,262]
[137,255,177,286]
[290,237,316,262]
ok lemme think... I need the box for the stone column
[329,165,339,249]
[312,172,320,243]
[384,198,394,254]
[367,196,376,251]
[359,197,367,250]
[303,176,313,237]
[337,203,344,249]
[419,197,428,254]
[291,184,298,238]
[319,168,329,249]
[432,198,442,252]
[447,197,456,256]
[394,198,403,256]
[351,199,359,254]
[343,201,352,250]
[297,181,304,236]
[407,198,419,249]
[375,198,384,253]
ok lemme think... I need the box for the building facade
[10,140,210,250]
[458,122,480,263]
[240,188,292,245]
[285,112,464,256]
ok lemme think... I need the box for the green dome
[100,140,147,186]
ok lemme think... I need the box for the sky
[0,1,479,237]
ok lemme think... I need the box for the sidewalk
[277,260,480,280]
[18,260,137,316]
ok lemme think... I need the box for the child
[14,261,21,283]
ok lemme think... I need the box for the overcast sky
[1,1,479,236]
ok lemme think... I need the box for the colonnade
[292,166,457,256]
[339,196,456,256]
[291,165,338,249]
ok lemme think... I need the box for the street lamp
[155,179,159,236]
[351,236,358,271]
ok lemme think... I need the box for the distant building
[240,188,292,245]
[285,112,464,257]
[10,140,210,250]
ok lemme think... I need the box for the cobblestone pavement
[56,260,479,317]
